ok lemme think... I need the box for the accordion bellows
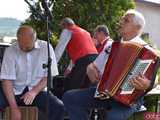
[95,41,159,106]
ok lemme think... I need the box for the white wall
[136,2,160,48]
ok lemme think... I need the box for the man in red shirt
[55,18,98,90]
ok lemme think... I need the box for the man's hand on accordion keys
[87,63,101,83]
[130,72,151,91]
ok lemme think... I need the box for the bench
[1,106,38,120]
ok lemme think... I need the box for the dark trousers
[64,54,98,91]
[0,86,65,120]
[62,87,142,120]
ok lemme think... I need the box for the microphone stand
[24,1,53,120]
[45,15,52,120]
[24,0,53,27]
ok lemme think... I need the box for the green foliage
[52,0,135,39]
[24,0,135,73]
[24,0,135,40]
[50,33,58,48]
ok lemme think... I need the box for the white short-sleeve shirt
[0,40,58,95]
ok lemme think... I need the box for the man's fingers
[130,73,150,90]
[21,91,36,105]
[25,98,33,105]
[131,77,143,89]
[23,96,29,104]
[24,97,34,105]
[134,79,143,87]
[22,93,32,105]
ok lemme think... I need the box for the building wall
[136,2,160,48]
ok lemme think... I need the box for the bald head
[125,9,145,32]
[60,17,75,28]
[17,25,37,52]
[119,10,146,40]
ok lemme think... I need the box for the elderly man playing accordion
[62,9,159,120]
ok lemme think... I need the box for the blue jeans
[62,87,143,120]
[0,86,65,120]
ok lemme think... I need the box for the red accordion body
[96,41,159,106]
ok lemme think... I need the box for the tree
[24,0,135,73]
[24,0,135,41]
[53,0,135,38]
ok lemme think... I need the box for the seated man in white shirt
[62,10,157,120]
[0,26,64,120]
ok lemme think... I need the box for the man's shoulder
[36,39,53,50]
[145,44,158,55]
[1,43,18,58]
[104,40,113,49]
[136,37,158,55]
[63,28,71,32]
[37,39,46,43]
[36,39,47,47]
[6,42,18,51]
[61,29,72,36]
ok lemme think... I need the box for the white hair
[126,9,145,31]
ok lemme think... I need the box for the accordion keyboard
[120,59,152,94]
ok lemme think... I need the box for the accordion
[95,41,159,106]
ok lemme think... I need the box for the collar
[130,36,147,45]
[122,36,147,45]
[34,40,40,49]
